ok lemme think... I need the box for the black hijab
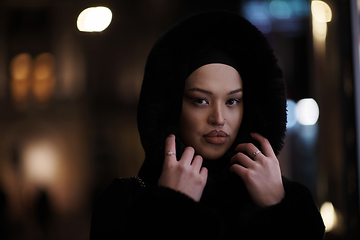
[137,10,287,186]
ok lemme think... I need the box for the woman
[90,11,325,239]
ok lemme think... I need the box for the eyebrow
[186,87,243,95]
[228,88,243,95]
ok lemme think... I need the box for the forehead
[185,63,242,90]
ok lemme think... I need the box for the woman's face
[179,63,244,160]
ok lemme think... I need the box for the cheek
[228,106,244,133]
[179,106,207,143]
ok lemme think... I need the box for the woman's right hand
[158,134,208,202]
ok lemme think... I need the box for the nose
[208,103,225,127]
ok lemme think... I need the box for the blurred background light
[320,201,338,232]
[312,19,327,42]
[295,98,320,125]
[269,0,292,19]
[311,1,332,42]
[33,53,55,103]
[77,6,112,32]
[10,53,32,103]
[291,0,310,17]
[22,141,60,186]
[242,0,310,35]
[242,1,272,34]
[10,53,32,81]
[286,99,298,128]
[311,0,332,23]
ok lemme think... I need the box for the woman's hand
[230,133,285,207]
[158,134,208,202]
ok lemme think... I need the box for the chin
[199,148,227,160]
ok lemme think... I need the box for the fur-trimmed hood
[137,10,287,185]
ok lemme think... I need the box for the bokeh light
[311,0,332,23]
[286,99,298,128]
[10,53,32,103]
[77,6,112,32]
[242,1,272,34]
[320,201,338,232]
[295,98,320,125]
[242,0,310,34]
[22,141,60,186]
[312,19,328,42]
[311,1,332,42]
[269,0,292,19]
[33,53,55,103]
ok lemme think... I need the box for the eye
[193,98,209,105]
[226,98,241,106]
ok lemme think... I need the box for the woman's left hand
[230,132,285,207]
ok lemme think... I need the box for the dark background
[0,0,359,239]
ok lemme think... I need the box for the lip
[203,130,229,145]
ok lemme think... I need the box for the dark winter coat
[90,11,325,239]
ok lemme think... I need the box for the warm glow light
[311,1,331,43]
[23,141,59,185]
[320,202,337,232]
[312,19,327,42]
[77,6,112,32]
[10,53,32,81]
[33,53,55,80]
[10,53,32,102]
[311,1,332,23]
[295,98,319,125]
[33,53,55,102]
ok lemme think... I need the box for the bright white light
[295,98,319,125]
[320,202,337,232]
[286,99,298,128]
[77,6,112,32]
[312,18,327,42]
[311,1,332,23]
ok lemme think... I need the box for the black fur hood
[137,10,287,185]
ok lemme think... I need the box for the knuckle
[232,153,241,162]
[163,158,173,168]
[262,157,277,168]
[245,170,257,181]
[163,163,174,173]
[261,138,268,145]
[195,175,206,186]
[262,158,271,166]
[244,143,252,148]
[236,152,244,158]
[177,163,188,173]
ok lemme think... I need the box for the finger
[230,152,255,168]
[180,146,195,165]
[229,164,247,178]
[199,167,208,180]
[250,133,275,157]
[234,143,262,160]
[164,134,177,161]
[191,155,203,171]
